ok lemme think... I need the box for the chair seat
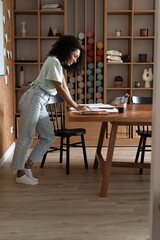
[136,130,152,137]
[55,128,86,137]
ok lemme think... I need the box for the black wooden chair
[40,94,88,174]
[131,96,152,174]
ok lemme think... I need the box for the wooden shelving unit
[104,0,155,104]
[66,0,106,146]
[66,0,155,145]
[67,0,155,103]
[13,0,67,139]
[99,0,154,144]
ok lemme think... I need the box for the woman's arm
[53,80,89,111]
[62,77,71,96]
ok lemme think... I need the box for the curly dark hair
[48,35,85,72]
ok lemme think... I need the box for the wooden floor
[0,147,151,240]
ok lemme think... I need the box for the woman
[11,35,90,185]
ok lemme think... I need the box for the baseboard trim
[0,142,15,168]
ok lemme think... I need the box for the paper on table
[84,103,116,108]
[70,103,118,113]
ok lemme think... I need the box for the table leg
[100,123,118,197]
[93,122,107,169]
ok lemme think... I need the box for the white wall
[149,0,160,239]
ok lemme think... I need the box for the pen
[98,107,115,109]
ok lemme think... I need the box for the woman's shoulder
[46,56,60,65]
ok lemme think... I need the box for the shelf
[14,36,38,39]
[107,36,132,39]
[13,3,64,14]
[107,10,132,15]
[106,62,154,65]
[14,10,38,14]
[15,61,38,64]
[132,88,153,90]
[107,88,131,90]
[133,10,155,15]
[40,10,64,15]
[133,36,155,40]
[40,36,59,40]
[106,62,131,65]
[133,62,154,65]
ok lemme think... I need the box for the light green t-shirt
[33,56,64,96]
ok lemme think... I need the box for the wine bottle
[20,66,24,87]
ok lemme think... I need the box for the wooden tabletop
[68,104,152,125]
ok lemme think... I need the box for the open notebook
[70,103,118,114]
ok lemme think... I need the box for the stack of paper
[42,4,62,10]
[70,103,118,114]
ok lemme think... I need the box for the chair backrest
[47,94,65,131]
[131,96,152,133]
[131,96,152,104]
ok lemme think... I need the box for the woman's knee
[49,132,55,144]
[44,132,55,145]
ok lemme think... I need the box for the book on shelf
[41,3,62,10]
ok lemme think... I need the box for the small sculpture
[48,27,53,36]
[114,75,123,88]
[142,68,153,88]
[21,22,26,36]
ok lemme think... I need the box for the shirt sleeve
[45,58,63,84]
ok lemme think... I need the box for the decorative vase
[115,30,121,37]
[135,81,141,88]
[19,66,25,87]
[142,68,153,88]
[21,22,26,36]
[53,28,58,36]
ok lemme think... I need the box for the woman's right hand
[76,105,91,112]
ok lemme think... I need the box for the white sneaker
[24,169,39,182]
[16,175,38,185]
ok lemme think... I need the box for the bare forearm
[53,81,90,112]
[56,85,78,109]
[62,77,70,96]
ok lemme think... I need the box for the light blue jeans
[11,85,55,173]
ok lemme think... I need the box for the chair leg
[66,137,70,175]
[81,135,88,169]
[135,136,143,163]
[139,136,147,175]
[60,137,63,163]
[40,151,48,168]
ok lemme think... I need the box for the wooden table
[68,104,152,197]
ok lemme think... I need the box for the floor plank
[0,147,151,240]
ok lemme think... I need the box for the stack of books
[41,3,62,10]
